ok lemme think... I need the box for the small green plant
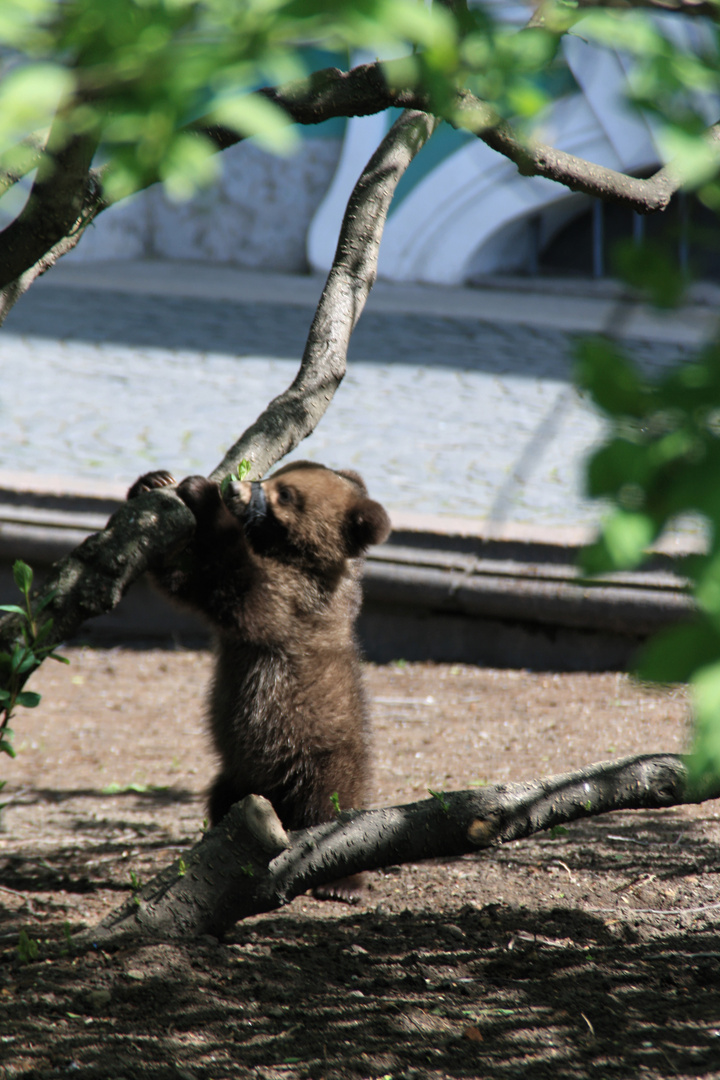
[0,561,68,761]
[129,870,142,891]
[61,921,73,957]
[102,781,169,795]
[330,791,341,815]
[220,458,253,496]
[177,857,187,876]
[17,929,39,964]
[429,788,450,813]
[549,824,569,840]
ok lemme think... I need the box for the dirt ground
[1,646,719,1080]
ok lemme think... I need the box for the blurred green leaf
[637,621,720,684]
[158,132,220,201]
[575,338,647,418]
[658,126,720,191]
[0,64,74,151]
[209,93,297,153]
[613,239,687,310]
[15,691,41,709]
[12,560,33,595]
[581,510,655,575]
[686,662,720,796]
[586,439,650,500]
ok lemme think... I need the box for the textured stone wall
[68,136,342,272]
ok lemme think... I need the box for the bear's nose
[225,480,253,505]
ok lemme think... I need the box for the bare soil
[1,647,719,1080]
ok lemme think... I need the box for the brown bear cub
[128,462,391,901]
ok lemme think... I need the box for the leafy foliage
[0,0,467,203]
[0,560,68,766]
[16,928,39,964]
[576,245,720,794]
[220,457,252,497]
[0,1,597,209]
[573,8,720,201]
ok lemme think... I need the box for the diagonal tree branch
[210,108,440,483]
[0,110,438,655]
[0,128,99,289]
[83,752,702,944]
[209,66,708,215]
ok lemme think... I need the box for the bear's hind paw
[312,874,364,904]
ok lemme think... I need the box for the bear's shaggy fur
[128,462,391,900]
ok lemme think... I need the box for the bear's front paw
[127,470,176,500]
[176,475,222,516]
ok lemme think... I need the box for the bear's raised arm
[127,470,250,629]
[128,462,390,640]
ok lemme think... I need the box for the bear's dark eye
[276,486,294,506]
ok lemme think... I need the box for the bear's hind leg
[208,773,250,827]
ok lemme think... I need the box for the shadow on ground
[1,902,719,1080]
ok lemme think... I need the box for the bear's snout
[225,480,253,506]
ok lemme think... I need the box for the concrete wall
[66,136,343,274]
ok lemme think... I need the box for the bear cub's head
[225,462,390,567]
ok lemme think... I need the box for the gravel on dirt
[1,648,718,1080]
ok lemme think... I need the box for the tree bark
[211,109,439,483]
[81,752,703,944]
[0,128,100,290]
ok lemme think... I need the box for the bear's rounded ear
[345,498,391,555]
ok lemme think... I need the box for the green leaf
[35,590,58,613]
[237,459,252,481]
[15,653,38,676]
[581,510,655,574]
[0,741,16,759]
[575,338,647,417]
[0,64,73,149]
[0,605,27,617]
[15,691,41,709]
[686,662,720,796]
[12,560,33,595]
[10,644,27,672]
[33,618,54,646]
[209,93,297,155]
[586,439,650,499]
[613,239,687,309]
[658,125,720,191]
[158,131,221,202]
[637,621,720,684]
